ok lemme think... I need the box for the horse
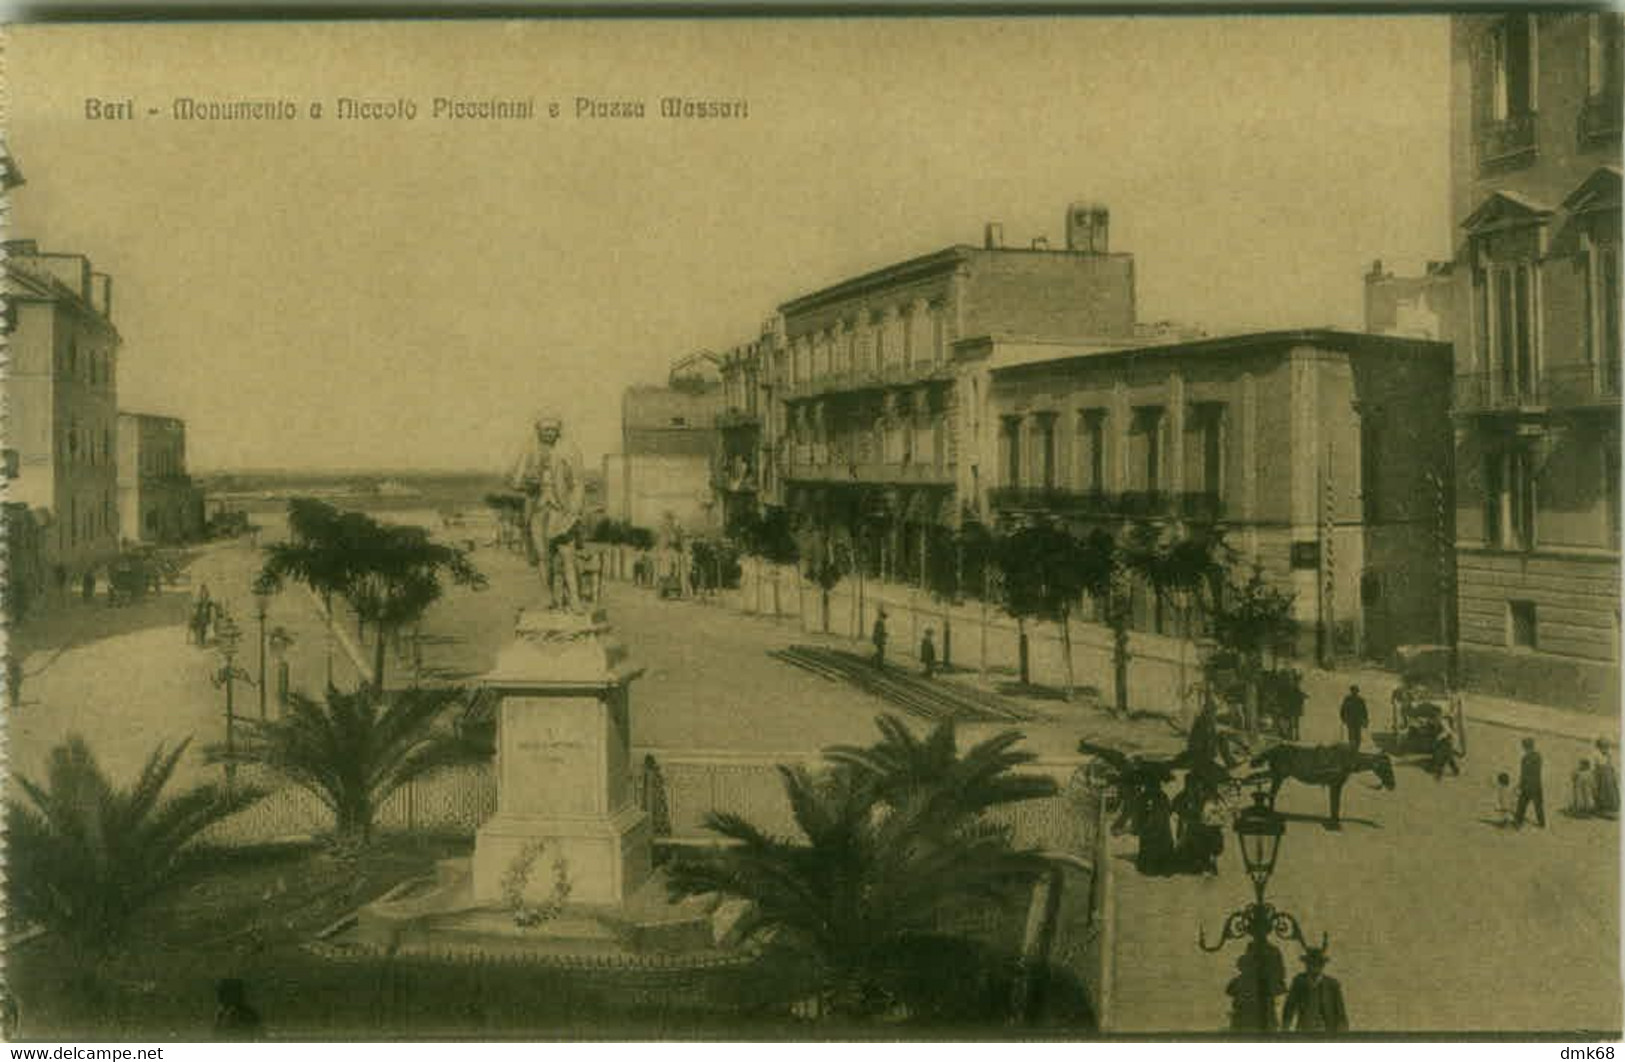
[1250,744,1396,829]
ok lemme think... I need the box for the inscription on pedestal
[501,697,602,818]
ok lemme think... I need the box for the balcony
[1455,364,1621,415]
[785,362,955,401]
[1477,111,1537,173]
[716,408,761,430]
[1579,92,1623,149]
[785,459,954,487]
[990,487,1224,522]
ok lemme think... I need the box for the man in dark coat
[919,626,937,678]
[1282,948,1348,1033]
[1339,686,1369,751]
[872,609,889,671]
[1516,736,1546,828]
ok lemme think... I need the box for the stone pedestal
[472,608,649,908]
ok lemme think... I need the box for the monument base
[472,804,651,908]
[348,858,723,960]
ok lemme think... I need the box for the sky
[6,17,1452,473]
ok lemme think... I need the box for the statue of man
[509,411,585,612]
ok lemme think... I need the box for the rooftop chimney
[984,222,1004,249]
[1066,201,1110,254]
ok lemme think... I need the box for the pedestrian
[919,626,937,679]
[1515,736,1546,828]
[213,978,262,1041]
[1493,771,1516,827]
[1570,759,1597,817]
[1339,685,1369,751]
[80,571,95,604]
[1226,940,1287,1032]
[192,583,213,646]
[1281,948,1349,1033]
[1593,738,1620,818]
[872,608,889,671]
[1430,713,1462,779]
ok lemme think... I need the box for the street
[10,523,1620,1034]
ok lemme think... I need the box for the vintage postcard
[0,12,1619,1043]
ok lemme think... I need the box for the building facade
[603,352,726,533]
[778,203,1136,576]
[4,240,122,591]
[1448,13,1622,711]
[980,330,1456,662]
[117,412,205,544]
[713,320,784,534]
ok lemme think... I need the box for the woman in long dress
[1592,739,1620,818]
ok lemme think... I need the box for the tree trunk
[1017,618,1030,686]
[373,627,389,694]
[942,608,953,671]
[1112,619,1130,717]
[1060,607,1075,702]
[821,588,831,634]
[980,570,990,679]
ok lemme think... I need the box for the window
[1485,445,1537,549]
[1509,599,1538,649]
[67,419,79,463]
[1185,404,1225,497]
[1000,417,1023,487]
[67,342,78,379]
[103,427,112,467]
[1077,410,1106,492]
[931,305,946,364]
[1490,15,1533,123]
[1477,258,1539,401]
[1034,414,1057,490]
[1130,407,1164,493]
[1589,14,1623,99]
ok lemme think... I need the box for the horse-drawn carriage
[1390,644,1465,757]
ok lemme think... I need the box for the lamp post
[210,610,250,788]
[253,590,269,720]
[1199,790,1326,1032]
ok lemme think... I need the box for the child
[1494,771,1515,827]
[1571,759,1597,817]
[920,627,937,679]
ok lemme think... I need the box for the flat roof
[779,244,1133,318]
[982,327,1452,378]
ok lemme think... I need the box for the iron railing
[1477,111,1537,171]
[1455,364,1621,412]
[990,487,1224,521]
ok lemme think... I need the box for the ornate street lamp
[1199,790,1326,1033]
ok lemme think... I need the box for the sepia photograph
[0,11,1620,1042]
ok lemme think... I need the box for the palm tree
[206,685,482,845]
[824,714,1059,822]
[665,762,1050,1021]
[6,736,265,956]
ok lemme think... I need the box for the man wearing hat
[1339,685,1369,751]
[509,411,586,612]
[1515,736,1546,828]
[1281,948,1348,1033]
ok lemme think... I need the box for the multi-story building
[603,352,725,533]
[1447,13,1622,711]
[979,329,1455,662]
[778,203,1136,576]
[4,239,121,591]
[117,412,204,544]
[713,320,783,533]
